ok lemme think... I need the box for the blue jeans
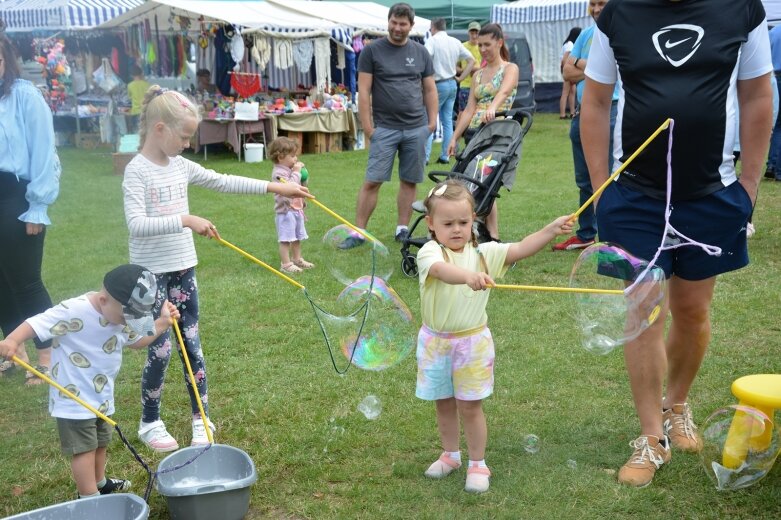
[570,102,617,241]
[771,75,781,177]
[425,79,457,162]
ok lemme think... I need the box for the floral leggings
[141,268,209,423]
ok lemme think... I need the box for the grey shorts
[57,417,113,455]
[366,125,430,184]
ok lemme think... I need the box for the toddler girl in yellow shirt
[415,180,571,493]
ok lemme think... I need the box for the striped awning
[0,0,143,32]
[492,0,588,24]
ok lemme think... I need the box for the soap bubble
[570,243,665,355]
[320,225,393,286]
[357,395,382,420]
[336,276,415,371]
[566,459,577,470]
[699,405,779,491]
[524,434,540,454]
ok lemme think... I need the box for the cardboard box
[283,131,304,151]
[74,133,110,150]
[305,132,344,154]
[112,152,136,176]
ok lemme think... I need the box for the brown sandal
[294,258,314,269]
[281,262,303,274]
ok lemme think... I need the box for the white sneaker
[138,420,179,453]
[746,222,755,238]
[191,417,216,446]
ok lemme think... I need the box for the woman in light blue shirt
[0,33,60,383]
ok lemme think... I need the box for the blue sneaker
[395,228,410,243]
[338,235,366,250]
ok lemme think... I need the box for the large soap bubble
[699,405,779,491]
[569,243,666,355]
[335,276,415,371]
[320,225,393,286]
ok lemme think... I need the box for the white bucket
[244,143,264,163]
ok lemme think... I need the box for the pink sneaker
[465,465,491,493]
[424,453,462,478]
[138,420,179,453]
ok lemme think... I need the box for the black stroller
[400,109,533,277]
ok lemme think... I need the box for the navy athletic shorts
[596,180,753,281]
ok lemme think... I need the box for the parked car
[449,29,536,113]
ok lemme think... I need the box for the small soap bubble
[357,395,382,420]
[566,459,577,470]
[524,434,540,454]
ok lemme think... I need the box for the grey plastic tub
[156,444,257,520]
[5,493,149,520]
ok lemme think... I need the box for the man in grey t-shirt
[345,3,437,248]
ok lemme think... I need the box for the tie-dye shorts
[415,324,495,401]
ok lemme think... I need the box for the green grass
[1,113,780,519]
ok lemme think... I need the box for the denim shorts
[597,181,752,280]
[57,417,113,455]
[366,125,429,184]
[275,210,308,242]
[415,324,494,402]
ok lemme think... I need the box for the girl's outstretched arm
[505,216,573,265]
[428,261,495,291]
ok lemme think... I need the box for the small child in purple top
[268,137,314,274]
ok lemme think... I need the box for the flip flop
[281,262,303,274]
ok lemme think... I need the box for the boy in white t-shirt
[0,264,179,498]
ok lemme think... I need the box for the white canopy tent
[264,0,430,37]
[0,0,142,32]
[99,0,337,33]
[492,0,591,84]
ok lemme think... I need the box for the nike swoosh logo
[665,37,692,49]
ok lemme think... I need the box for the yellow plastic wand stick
[11,355,117,426]
[491,284,623,295]
[276,178,379,244]
[215,237,304,290]
[172,320,213,444]
[571,118,672,220]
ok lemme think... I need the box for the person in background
[447,23,518,242]
[765,23,781,180]
[424,17,475,165]
[553,0,618,252]
[345,2,437,248]
[268,137,314,274]
[456,22,483,114]
[559,27,581,119]
[127,65,150,132]
[196,68,217,95]
[0,33,60,386]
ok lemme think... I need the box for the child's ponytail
[138,85,200,150]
